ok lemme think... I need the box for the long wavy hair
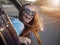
[19,4,44,36]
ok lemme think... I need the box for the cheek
[31,16,34,19]
[30,16,33,20]
[29,16,33,22]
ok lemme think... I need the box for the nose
[27,14,31,17]
[26,14,32,18]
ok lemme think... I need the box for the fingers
[19,37,31,45]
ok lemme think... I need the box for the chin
[26,21,30,23]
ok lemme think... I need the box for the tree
[0,0,10,4]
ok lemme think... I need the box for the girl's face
[22,5,36,23]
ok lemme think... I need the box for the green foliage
[0,0,10,4]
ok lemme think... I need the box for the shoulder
[10,17,24,28]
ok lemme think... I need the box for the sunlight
[27,0,36,2]
[50,0,60,7]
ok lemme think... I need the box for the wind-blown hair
[19,4,44,36]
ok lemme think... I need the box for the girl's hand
[19,37,31,45]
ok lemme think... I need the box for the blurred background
[0,0,60,45]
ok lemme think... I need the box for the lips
[23,15,32,23]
